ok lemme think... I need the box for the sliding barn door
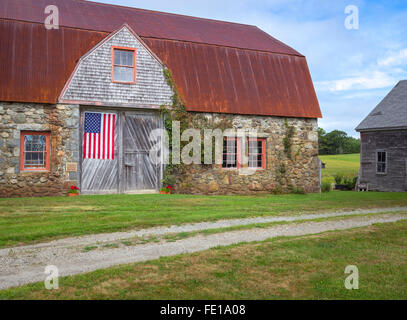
[81,111,119,193]
[123,112,161,192]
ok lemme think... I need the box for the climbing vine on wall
[159,68,189,187]
[274,119,297,193]
[159,68,232,188]
[283,119,295,160]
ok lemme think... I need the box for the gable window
[377,150,387,174]
[222,137,241,169]
[112,46,136,83]
[247,138,266,169]
[20,131,50,171]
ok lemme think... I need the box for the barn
[356,80,407,192]
[0,0,322,197]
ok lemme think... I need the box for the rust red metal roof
[0,0,322,118]
[0,0,301,55]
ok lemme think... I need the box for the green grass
[2,220,407,300]
[319,153,360,183]
[1,191,407,248]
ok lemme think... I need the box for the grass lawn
[1,192,407,248]
[319,153,360,183]
[2,220,407,300]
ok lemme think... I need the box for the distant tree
[318,128,360,155]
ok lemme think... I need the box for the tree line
[318,128,360,155]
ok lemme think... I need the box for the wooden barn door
[81,110,120,194]
[122,112,161,193]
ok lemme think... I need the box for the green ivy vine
[159,68,232,189]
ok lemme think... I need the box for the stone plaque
[66,162,78,172]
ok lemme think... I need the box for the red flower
[70,186,79,190]
[166,185,173,191]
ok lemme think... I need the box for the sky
[95,0,407,137]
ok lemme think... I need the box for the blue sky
[96,0,407,137]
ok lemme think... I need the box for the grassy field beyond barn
[319,153,360,183]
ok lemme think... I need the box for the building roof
[356,80,407,132]
[0,0,322,118]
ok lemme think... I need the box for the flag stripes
[83,112,115,160]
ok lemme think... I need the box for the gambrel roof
[356,80,407,132]
[0,0,322,118]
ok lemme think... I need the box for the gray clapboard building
[356,80,407,192]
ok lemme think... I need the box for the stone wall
[0,103,80,197]
[0,103,320,197]
[174,113,320,195]
[360,130,407,192]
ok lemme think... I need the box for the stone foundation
[174,113,320,195]
[0,103,80,197]
[0,103,320,197]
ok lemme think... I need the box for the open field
[1,220,406,300]
[319,153,360,183]
[1,192,407,248]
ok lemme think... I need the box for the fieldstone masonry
[0,103,80,197]
[175,112,320,195]
[0,103,319,197]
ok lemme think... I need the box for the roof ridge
[80,0,258,28]
[0,17,303,57]
[142,36,304,57]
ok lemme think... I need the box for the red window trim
[20,131,50,172]
[221,137,241,170]
[111,46,137,84]
[247,138,266,170]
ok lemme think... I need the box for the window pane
[248,139,264,168]
[222,139,238,168]
[25,135,46,152]
[126,51,133,66]
[114,50,121,65]
[114,49,133,66]
[114,66,134,82]
[23,134,47,168]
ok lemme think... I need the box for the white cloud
[315,71,396,92]
[377,48,407,67]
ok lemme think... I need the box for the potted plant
[334,173,347,190]
[160,185,173,194]
[67,185,80,197]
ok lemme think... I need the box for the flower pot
[335,184,347,191]
[160,191,169,195]
[67,193,79,197]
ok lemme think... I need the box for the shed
[356,80,407,192]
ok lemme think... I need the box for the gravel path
[5,206,407,251]
[1,212,406,290]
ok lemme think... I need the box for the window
[377,150,387,174]
[222,138,241,169]
[112,47,136,83]
[247,138,266,169]
[20,131,50,171]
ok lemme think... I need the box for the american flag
[83,112,116,160]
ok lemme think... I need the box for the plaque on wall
[66,162,78,172]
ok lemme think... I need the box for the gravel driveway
[1,211,406,290]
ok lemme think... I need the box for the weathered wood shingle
[61,26,173,106]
